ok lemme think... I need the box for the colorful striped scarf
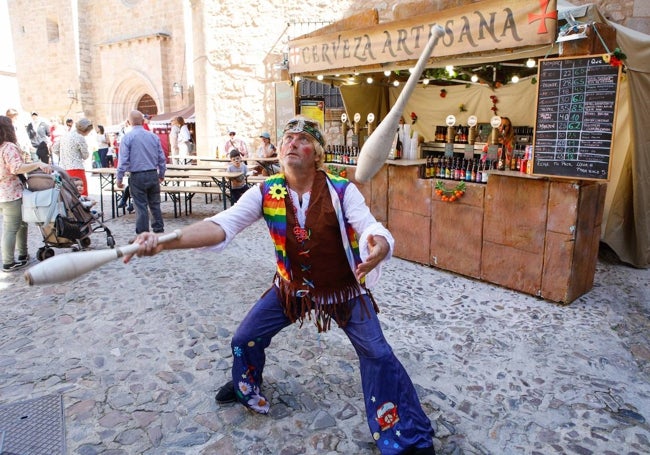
[261,171,363,284]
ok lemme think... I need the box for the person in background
[481,116,515,168]
[252,131,278,175]
[26,112,50,163]
[116,110,166,234]
[48,119,63,165]
[96,125,110,168]
[106,135,116,168]
[49,118,65,147]
[169,117,180,164]
[0,115,53,272]
[52,118,93,196]
[255,132,276,158]
[225,149,248,204]
[124,116,436,455]
[65,118,74,131]
[110,132,120,163]
[5,109,32,162]
[71,177,100,217]
[223,128,248,158]
[176,116,192,164]
[498,116,515,167]
[116,184,134,213]
[113,122,133,213]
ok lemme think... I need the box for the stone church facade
[7,0,647,155]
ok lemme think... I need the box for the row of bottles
[433,125,472,144]
[325,145,360,165]
[513,126,534,136]
[422,156,494,184]
[497,147,534,173]
[433,125,535,144]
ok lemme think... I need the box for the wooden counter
[331,162,606,304]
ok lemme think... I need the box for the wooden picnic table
[90,167,243,219]
[162,169,244,213]
[166,163,227,171]
[197,155,279,177]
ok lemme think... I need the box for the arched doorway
[137,94,158,117]
[108,71,163,124]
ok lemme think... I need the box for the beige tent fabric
[341,80,540,142]
[339,85,392,134]
[387,81,540,142]
[601,21,650,268]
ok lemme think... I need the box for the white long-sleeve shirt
[203,179,393,288]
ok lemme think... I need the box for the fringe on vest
[273,273,379,332]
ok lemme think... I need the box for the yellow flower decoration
[269,183,288,200]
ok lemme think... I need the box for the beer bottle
[481,160,490,183]
[497,148,505,171]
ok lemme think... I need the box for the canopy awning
[150,105,194,124]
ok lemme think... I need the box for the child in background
[71,177,100,216]
[106,134,116,167]
[226,149,248,204]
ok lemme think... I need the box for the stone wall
[8,1,79,121]
[8,0,188,127]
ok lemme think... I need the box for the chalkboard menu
[532,56,621,180]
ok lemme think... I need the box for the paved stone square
[1,177,649,454]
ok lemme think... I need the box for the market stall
[288,0,649,303]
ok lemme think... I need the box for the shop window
[299,80,343,109]
[46,18,59,43]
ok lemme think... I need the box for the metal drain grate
[0,394,65,455]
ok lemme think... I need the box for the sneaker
[215,380,236,404]
[2,261,29,273]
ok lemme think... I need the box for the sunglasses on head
[283,119,324,147]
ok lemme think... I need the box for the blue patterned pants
[229,287,434,454]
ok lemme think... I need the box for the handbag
[22,188,62,224]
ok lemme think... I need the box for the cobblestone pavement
[1,177,649,455]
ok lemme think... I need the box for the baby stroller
[21,166,116,261]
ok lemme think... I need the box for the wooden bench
[161,185,230,217]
